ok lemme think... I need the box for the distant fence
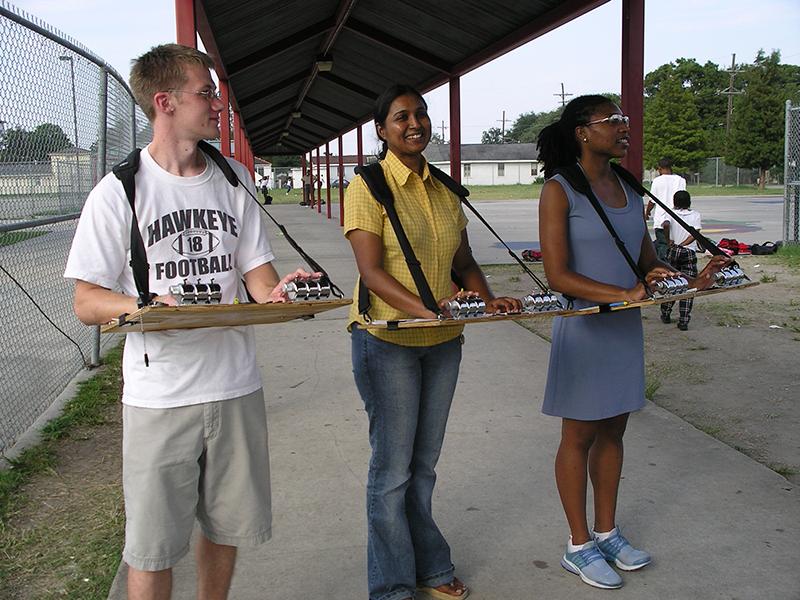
[0,1,152,455]
[785,100,799,245]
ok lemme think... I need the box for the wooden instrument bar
[362,282,759,330]
[102,299,352,333]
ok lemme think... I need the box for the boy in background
[661,190,701,331]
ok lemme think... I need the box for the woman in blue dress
[536,95,729,590]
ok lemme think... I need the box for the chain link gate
[0,1,152,456]
[785,100,800,245]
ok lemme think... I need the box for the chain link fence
[0,1,152,456]
[785,100,799,245]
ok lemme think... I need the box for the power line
[720,53,744,136]
[554,82,573,107]
[439,120,448,141]
[497,110,511,143]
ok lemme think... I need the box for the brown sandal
[418,576,470,599]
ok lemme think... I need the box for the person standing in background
[645,158,686,260]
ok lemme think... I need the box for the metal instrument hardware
[283,275,332,301]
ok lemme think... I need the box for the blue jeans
[351,328,463,600]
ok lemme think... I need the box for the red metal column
[316,147,322,213]
[301,155,307,204]
[308,153,315,206]
[219,80,231,157]
[449,77,462,183]
[174,0,196,47]
[325,142,332,219]
[233,111,241,161]
[338,135,345,226]
[621,0,644,179]
[357,125,364,166]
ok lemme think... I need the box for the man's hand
[266,268,323,303]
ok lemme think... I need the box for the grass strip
[0,342,124,600]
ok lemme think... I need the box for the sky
[13,0,800,153]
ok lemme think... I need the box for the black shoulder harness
[354,161,554,321]
[354,162,440,320]
[112,140,342,310]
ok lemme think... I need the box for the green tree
[727,50,800,189]
[0,123,73,162]
[506,107,563,143]
[644,76,707,172]
[430,131,447,145]
[264,154,301,168]
[480,127,505,144]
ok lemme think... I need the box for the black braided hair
[373,84,428,159]
[537,94,616,179]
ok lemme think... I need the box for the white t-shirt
[64,146,275,408]
[650,173,687,230]
[665,208,702,251]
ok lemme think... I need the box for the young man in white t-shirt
[660,190,702,330]
[64,44,312,600]
[645,158,687,260]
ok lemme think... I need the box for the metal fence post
[0,3,154,454]
[90,67,110,367]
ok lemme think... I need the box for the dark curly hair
[536,94,617,179]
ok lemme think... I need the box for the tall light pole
[59,55,80,203]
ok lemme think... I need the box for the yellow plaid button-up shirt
[344,150,468,346]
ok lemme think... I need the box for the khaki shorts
[122,389,271,571]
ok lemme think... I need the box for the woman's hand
[437,289,479,318]
[485,296,522,314]
[645,266,679,287]
[691,255,733,291]
[621,282,648,303]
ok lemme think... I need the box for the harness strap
[554,164,652,296]
[610,163,726,258]
[427,163,552,294]
[112,149,154,308]
[198,141,344,296]
[354,163,441,320]
[112,143,344,309]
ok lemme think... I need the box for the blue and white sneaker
[561,540,623,589]
[593,528,652,571]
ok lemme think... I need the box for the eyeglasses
[168,89,222,101]
[584,114,630,127]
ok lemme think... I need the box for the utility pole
[719,53,743,185]
[497,110,511,143]
[439,120,448,142]
[554,82,573,107]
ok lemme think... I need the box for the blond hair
[129,44,214,121]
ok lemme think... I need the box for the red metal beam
[326,142,332,219]
[620,0,644,179]
[174,0,196,47]
[449,77,461,184]
[316,147,322,212]
[194,0,227,79]
[233,111,241,161]
[219,79,231,157]
[338,136,344,226]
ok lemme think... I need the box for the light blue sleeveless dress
[541,173,647,421]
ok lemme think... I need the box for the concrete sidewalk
[109,204,799,599]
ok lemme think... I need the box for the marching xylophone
[102,275,351,333]
[362,277,758,331]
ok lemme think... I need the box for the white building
[423,143,541,186]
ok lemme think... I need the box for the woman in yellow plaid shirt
[344,84,520,600]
